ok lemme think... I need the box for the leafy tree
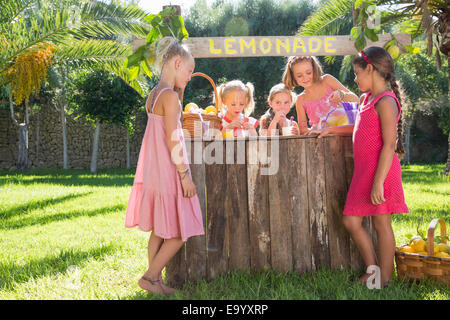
[183,0,316,118]
[68,70,143,172]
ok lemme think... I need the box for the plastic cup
[282,126,294,136]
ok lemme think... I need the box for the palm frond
[0,8,72,71]
[0,0,36,30]
[71,1,150,39]
[56,39,146,96]
[298,0,354,36]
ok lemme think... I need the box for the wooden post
[185,140,207,283]
[288,137,311,274]
[268,138,293,273]
[227,139,250,271]
[205,140,229,280]
[306,137,331,270]
[324,136,351,270]
[247,138,271,271]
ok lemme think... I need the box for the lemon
[185,102,199,113]
[437,243,450,254]
[399,245,415,253]
[435,252,450,258]
[409,235,423,244]
[410,239,426,252]
[387,45,400,59]
[205,106,217,115]
[416,251,428,256]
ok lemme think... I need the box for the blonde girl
[218,80,259,138]
[125,36,204,296]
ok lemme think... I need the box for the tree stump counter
[165,134,376,287]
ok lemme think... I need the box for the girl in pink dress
[282,56,359,134]
[309,47,409,287]
[218,80,259,138]
[125,37,204,296]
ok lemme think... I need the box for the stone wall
[0,104,447,170]
[0,105,146,170]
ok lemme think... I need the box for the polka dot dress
[343,91,409,216]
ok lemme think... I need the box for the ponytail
[389,74,405,160]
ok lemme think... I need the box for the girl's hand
[291,122,300,135]
[329,90,344,104]
[242,122,252,130]
[180,173,197,198]
[307,128,330,139]
[370,182,385,205]
[274,110,286,123]
[225,119,243,130]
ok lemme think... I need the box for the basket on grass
[395,218,450,285]
[182,72,222,139]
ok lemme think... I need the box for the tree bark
[36,108,40,167]
[126,132,130,169]
[90,121,100,173]
[61,102,68,169]
[9,88,29,171]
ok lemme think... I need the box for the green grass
[0,164,448,300]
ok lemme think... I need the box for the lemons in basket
[409,235,423,244]
[410,238,426,252]
[185,103,199,113]
[399,245,415,253]
[435,252,450,258]
[437,243,450,254]
[416,252,428,256]
[205,106,218,115]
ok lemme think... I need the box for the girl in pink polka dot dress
[309,47,409,287]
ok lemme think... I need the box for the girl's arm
[323,74,359,103]
[162,90,189,172]
[307,124,354,138]
[371,96,399,205]
[295,97,309,135]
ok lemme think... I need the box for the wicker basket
[395,218,450,285]
[182,72,222,139]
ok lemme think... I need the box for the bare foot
[138,276,166,295]
[358,272,373,283]
[159,275,176,296]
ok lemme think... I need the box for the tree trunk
[91,121,100,173]
[126,132,130,169]
[18,101,29,171]
[18,123,28,171]
[61,102,68,169]
[9,88,29,171]
[36,108,40,167]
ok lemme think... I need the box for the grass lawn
[0,164,448,300]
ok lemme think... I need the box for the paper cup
[282,126,294,136]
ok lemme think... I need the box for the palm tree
[0,0,150,170]
[299,0,450,175]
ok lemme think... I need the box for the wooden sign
[132,34,410,57]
